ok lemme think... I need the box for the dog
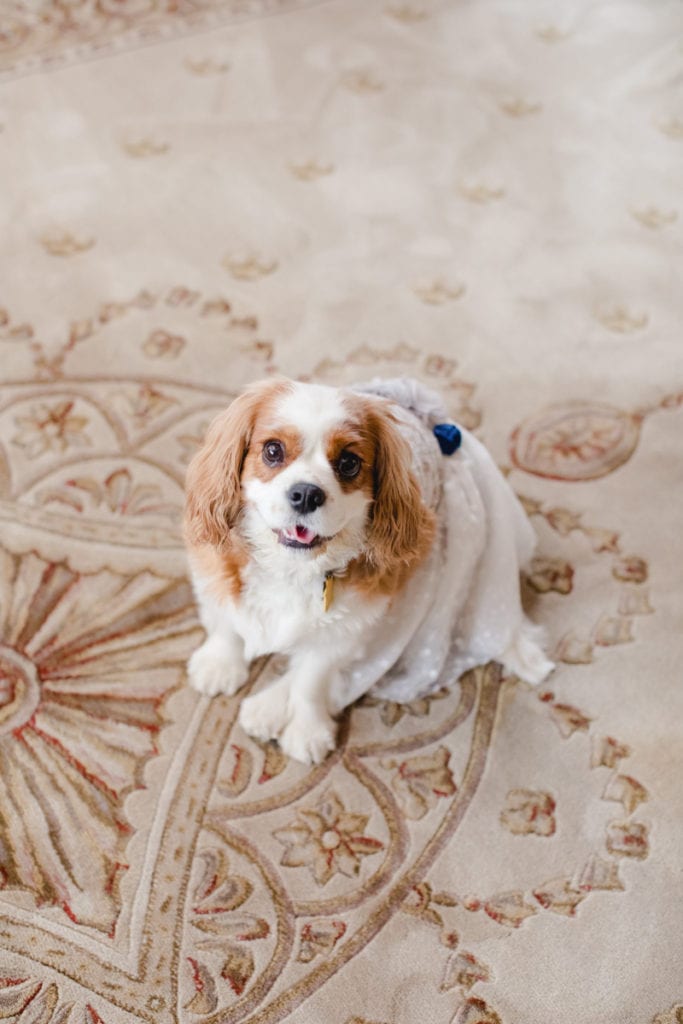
[184,376,553,764]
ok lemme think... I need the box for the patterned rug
[1,1,682,1022]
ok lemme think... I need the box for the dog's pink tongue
[295,525,316,543]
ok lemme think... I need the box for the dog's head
[184,378,434,584]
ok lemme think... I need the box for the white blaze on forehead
[243,380,372,549]
[271,382,350,451]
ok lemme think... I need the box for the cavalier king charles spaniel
[184,376,553,764]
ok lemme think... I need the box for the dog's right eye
[263,440,285,466]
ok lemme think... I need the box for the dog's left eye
[263,440,285,465]
[337,450,361,479]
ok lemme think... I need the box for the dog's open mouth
[277,525,325,550]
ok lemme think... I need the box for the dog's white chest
[233,561,337,659]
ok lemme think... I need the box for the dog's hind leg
[500,618,554,685]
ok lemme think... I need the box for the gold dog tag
[322,572,334,612]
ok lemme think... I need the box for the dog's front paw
[188,639,249,697]
[238,682,291,743]
[279,709,337,765]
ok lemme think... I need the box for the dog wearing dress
[184,376,553,763]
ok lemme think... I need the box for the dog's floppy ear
[184,380,283,548]
[365,402,435,585]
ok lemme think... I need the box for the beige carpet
[1,1,682,1021]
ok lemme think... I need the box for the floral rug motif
[1,1,682,1022]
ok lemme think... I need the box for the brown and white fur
[184,377,552,764]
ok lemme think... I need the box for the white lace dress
[337,378,539,705]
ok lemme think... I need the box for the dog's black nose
[287,482,326,515]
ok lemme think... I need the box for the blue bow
[433,422,462,455]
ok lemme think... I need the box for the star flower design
[12,400,91,458]
[273,790,384,886]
